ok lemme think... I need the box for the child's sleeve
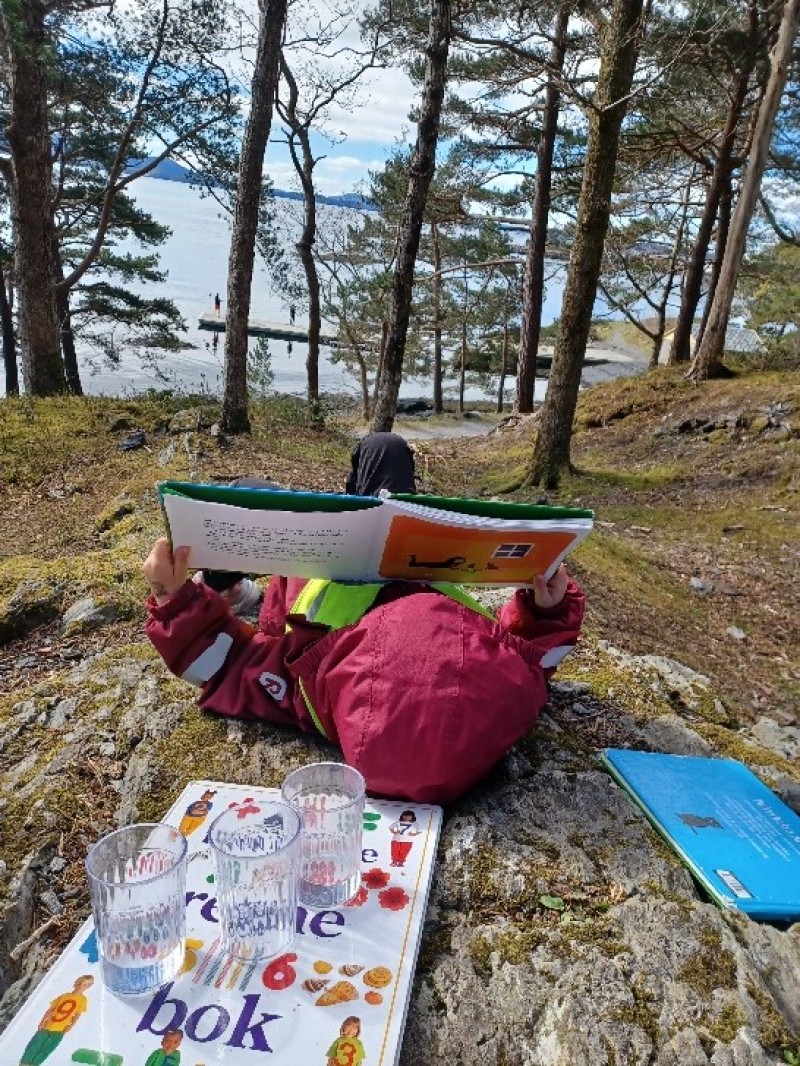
[146,580,327,727]
[497,577,586,678]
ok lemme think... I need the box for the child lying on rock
[142,435,585,804]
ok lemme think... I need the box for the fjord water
[69,177,560,401]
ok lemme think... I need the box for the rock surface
[0,629,797,1065]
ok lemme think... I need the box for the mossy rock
[0,579,64,645]
[95,497,136,533]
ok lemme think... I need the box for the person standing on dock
[289,303,296,324]
[214,292,221,316]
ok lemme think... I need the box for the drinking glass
[281,762,365,909]
[208,800,301,960]
[85,823,188,996]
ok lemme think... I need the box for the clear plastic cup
[208,800,301,960]
[281,762,365,909]
[85,823,187,995]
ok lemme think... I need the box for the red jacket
[146,576,585,804]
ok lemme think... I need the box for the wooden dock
[198,312,341,347]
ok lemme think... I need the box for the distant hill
[124,157,374,211]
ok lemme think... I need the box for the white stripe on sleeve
[540,644,574,669]
[181,632,234,686]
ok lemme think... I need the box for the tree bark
[515,4,569,414]
[431,222,444,413]
[0,260,18,396]
[459,285,467,415]
[668,8,759,365]
[530,0,645,489]
[371,0,451,432]
[221,0,288,434]
[691,0,800,380]
[1,2,65,395]
[497,324,509,412]
[295,138,322,419]
[696,176,732,347]
[56,286,83,396]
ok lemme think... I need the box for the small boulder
[61,597,119,636]
[118,430,146,451]
[0,579,64,646]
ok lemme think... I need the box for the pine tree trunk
[0,261,18,396]
[222,0,288,434]
[371,0,451,432]
[431,222,444,414]
[651,172,693,368]
[343,322,370,419]
[1,3,65,395]
[279,61,322,419]
[696,177,732,346]
[295,145,322,419]
[459,304,466,414]
[516,5,569,414]
[530,0,645,489]
[497,324,509,412]
[691,0,800,380]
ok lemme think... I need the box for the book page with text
[162,493,392,580]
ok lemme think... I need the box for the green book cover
[158,481,593,586]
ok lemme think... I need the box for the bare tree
[371,0,452,432]
[690,0,800,379]
[597,164,696,366]
[529,0,646,489]
[275,16,381,418]
[221,0,289,434]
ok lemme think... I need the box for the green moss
[608,976,660,1045]
[746,979,797,1052]
[95,498,136,532]
[134,706,283,822]
[694,724,798,781]
[468,933,493,978]
[677,925,737,997]
[468,924,547,979]
[700,1002,747,1045]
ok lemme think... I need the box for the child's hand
[143,538,191,605]
[533,565,569,610]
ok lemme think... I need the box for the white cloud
[265,152,390,195]
[321,66,416,146]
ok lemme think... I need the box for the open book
[158,481,594,586]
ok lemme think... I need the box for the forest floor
[0,361,797,735]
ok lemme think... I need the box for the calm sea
[77,178,566,402]
[11,178,577,400]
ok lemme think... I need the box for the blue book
[601,749,800,920]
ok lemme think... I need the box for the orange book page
[378,515,578,584]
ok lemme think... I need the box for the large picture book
[158,481,594,586]
[1,781,443,1065]
[601,749,800,920]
